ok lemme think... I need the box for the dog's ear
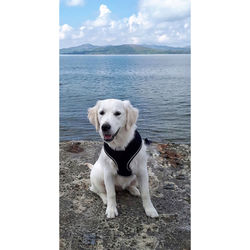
[123,100,139,130]
[88,101,100,131]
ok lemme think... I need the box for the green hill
[60,44,190,55]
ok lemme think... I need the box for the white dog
[85,99,158,218]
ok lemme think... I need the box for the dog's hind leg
[90,183,107,205]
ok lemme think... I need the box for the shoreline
[59,53,190,56]
[59,139,191,146]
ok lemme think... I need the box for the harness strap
[104,130,142,177]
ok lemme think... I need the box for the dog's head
[88,99,138,142]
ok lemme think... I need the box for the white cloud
[128,12,151,32]
[99,4,111,18]
[66,0,85,7]
[59,24,73,40]
[60,1,190,48]
[131,37,140,44]
[139,0,190,22]
[92,4,111,27]
[72,31,84,39]
[158,34,169,43]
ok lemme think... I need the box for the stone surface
[60,141,190,250]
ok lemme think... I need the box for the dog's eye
[114,111,121,116]
[99,110,105,115]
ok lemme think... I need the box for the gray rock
[60,141,190,250]
[163,182,176,190]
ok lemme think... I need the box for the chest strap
[104,130,142,177]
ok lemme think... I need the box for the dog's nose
[101,123,111,132]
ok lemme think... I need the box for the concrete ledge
[60,141,190,249]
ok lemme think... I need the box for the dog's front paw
[105,205,118,219]
[144,205,159,218]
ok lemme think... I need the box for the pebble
[83,233,96,245]
[176,174,185,180]
[164,182,175,190]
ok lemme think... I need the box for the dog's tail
[144,138,152,145]
[84,163,94,169]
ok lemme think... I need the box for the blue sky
[60,0,139,27]
[60,0,190,48]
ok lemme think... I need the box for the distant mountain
[142,44,190,53]
[60,44,190,55]
[60,44,100,54]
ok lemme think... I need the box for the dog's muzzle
[103,128,120,142]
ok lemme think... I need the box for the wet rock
[157,143,187,168]
[60,140,190,250]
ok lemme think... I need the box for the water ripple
[60,55,190,144]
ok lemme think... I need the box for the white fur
[87,99,159,218]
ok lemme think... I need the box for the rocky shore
[60,141,190,250]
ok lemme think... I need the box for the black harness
[104,130,142,177]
